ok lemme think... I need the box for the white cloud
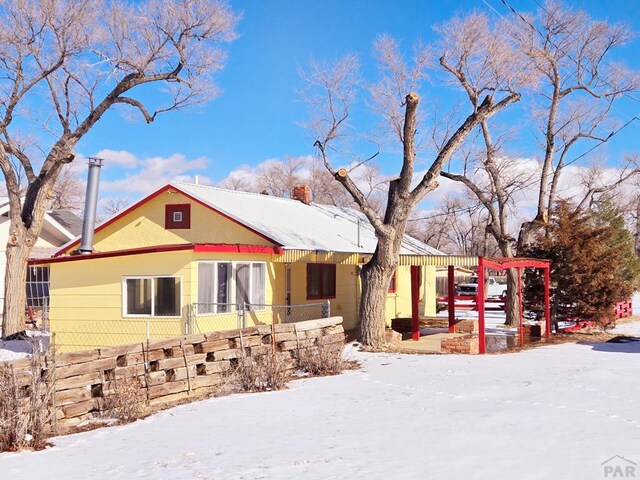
[97,152,211,195]
[94,149,140,169]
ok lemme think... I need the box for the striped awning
[274,249,480,267]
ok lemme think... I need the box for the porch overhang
[274,250,480,266]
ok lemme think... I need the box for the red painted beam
[544,265,551,338]
[477,257,486,354]
[30,243,282,265]
[483,259,551,270]
[448,265,455,333]
[518,267,523,346]
[411,265,421,341]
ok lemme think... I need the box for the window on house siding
[197,262,265,313]
[307,264,336,300]
[165,204,190,229]
[124,277,181,316]
[26,266,50,308]
[198,262,232,313]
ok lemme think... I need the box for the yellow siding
[48,248,440,350]
[49,251,284,351]
[385,266,411,323]
[289,263,360,330]
[60,189,274,255]
[287,264,438,331]
[384,266,436,323]
[49,251,193,351]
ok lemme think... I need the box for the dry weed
[0,347,55,452]
[226,351,291,392]
[101,376,146,423]
[296,343,356,376]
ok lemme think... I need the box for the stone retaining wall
[2,317,344,431]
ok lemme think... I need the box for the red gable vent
[165,204,191,229]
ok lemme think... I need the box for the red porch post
[411,265,421,341]
[544,265,551,338]
[477,257,486,354]
[448,265,455,333]
[517,267,523,346]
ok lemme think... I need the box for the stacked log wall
[2,317,344,431]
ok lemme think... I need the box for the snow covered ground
[1,322,639,479]
[0,330,48,361]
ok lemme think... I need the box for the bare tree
[432,11,531,326]
[306,163,355,207]
[216,155,387,209]
[438,3,638,325]
[98,196,131,221]
[0,0,238,338]
[573,155,640,212]
[48,164,84,213]
[303,30,520,346]
[514,0,638,249]
[217,170,255,192]
[255,156,306,198]
[407,196,500,256]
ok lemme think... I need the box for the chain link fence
[45,301,330,352]
[190,301,329,334]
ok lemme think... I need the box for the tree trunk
[2,238,30,338]
[504,268,519,327]
[358,258,395,347]
[517,220,539,253]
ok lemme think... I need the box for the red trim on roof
[31,243,283,265]
[54,184,281,256]
[54,184,173,256]
[194,244,283,254]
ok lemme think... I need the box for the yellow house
[31,183,444,351]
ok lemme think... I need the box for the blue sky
[74,0,640,202]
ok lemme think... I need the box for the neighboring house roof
[173,182,442,256]
[47,210,83,237]
[0,202,80,243]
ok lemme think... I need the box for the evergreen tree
[524,200,640,327]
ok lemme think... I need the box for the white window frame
[26,266,50,308]
[235,261,267,311]
[122,275,182,318]
[197,261,233,314]
[172,211,183,223]
[196,261,267,314]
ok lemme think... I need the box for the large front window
[124,276,181,316]
[307,264,336,300]
[198,262,232,313]
[197,261,266,313]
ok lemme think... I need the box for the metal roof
[172,182,443,257]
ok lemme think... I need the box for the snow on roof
[173,182,443,256]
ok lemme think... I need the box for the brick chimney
[292,185,311,205]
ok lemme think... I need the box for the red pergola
[410,257,552,354]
